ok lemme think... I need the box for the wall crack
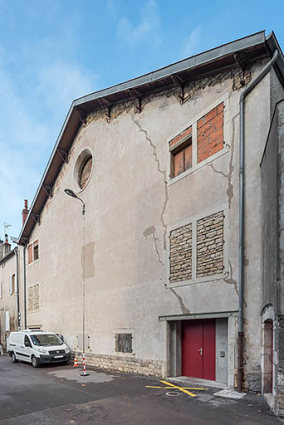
[209,113,238,209]
[143,225,164,266]
[224,260,238,295]
[132,115,168,253]
[169,288,190,314]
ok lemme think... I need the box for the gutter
[15,248,20,330]
[23,244,27,329]
[237,49,279,392]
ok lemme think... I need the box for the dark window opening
[115,333,133,353]
[33,241,39,261]
[171,138,192,178]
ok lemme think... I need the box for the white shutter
[9,275,12,295]
[0,281,2,299]
[5,311,10,331]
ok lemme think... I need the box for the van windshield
[30,334,63,346]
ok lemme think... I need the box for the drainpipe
[237,49,278,392]
[15,248,20,330]
[23,244,27,329]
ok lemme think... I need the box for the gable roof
[18,31,284,245]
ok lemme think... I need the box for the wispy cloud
[0,43,98,239]
[182,27,202,58]
[35,59,98,120]
[117,0,162,50]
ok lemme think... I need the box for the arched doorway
[263,320,273,394]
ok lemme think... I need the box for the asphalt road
[0,355,282,424]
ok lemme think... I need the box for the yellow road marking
[146,386,204,390]
[146,380,205,397]
[160,380,196,397]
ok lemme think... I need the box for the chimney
[22,199,29,226]
[0,237,3,260]
[3,234,11,256]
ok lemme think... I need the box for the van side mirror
[25,341,31,347]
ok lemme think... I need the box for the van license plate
[54,355,63,359]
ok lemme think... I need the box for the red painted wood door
[182,319,216,381]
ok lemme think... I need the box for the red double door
[182,319,216,381]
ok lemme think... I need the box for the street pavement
[0,355,282,424]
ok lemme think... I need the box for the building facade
[9,31,284,415]
[0,237,20,348]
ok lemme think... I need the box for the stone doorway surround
[160,312,238,388]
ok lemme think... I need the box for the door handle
[198,348,203,355]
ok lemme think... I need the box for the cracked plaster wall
[23,62,273,386]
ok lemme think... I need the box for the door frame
[163,311,237,387]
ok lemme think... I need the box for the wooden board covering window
[172,139,192,177]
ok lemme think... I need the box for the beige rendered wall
[0,251,18,348]
[25,61,271,388]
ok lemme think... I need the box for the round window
[79,156,92,189]
[73,148,93,192]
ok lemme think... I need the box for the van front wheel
[11,352,18,363]
[31,356,39,368]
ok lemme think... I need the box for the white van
[7,330,71,368]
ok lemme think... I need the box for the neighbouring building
[7,31,284,415]
[0,236,19,348]
[261,98,284,414]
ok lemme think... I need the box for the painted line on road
[146,380,205,397]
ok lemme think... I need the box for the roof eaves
[18,30,274,245]
[74,31,266,107]
[0,248,16,265]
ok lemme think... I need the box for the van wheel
[11,352,18,363]
[31,356,39,368]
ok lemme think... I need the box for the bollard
[80,353,89,376]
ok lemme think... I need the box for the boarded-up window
[196,211,224,277]
[169,224,192,283]
[197,103,224,163]
[115,333,133,353]
[28,284,40,312]
[170,126,192,178]
[171,139,192,178]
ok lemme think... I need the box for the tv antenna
[4,222,11,235]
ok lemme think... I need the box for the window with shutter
[28,244,33,264]
[9,275,12,295]
[115,333,133,353]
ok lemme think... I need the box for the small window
[115,333,133,353]
[33,241,39,261]
[79,156,92,189]
[171,138,192,178]
[28,244,33,264]
[9,274,15,295]
[28,240,39,264]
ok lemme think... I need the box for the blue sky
[0,0,284,241]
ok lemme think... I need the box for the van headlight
[65,347,70,353]
[37,348,48,354]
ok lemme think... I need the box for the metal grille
[49,349,65,355]
[115,333,133,353]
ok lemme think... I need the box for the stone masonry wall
[28,283,39,312]
[169,223,192,283]
[196,211,224,278]
[74,352,163,377]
